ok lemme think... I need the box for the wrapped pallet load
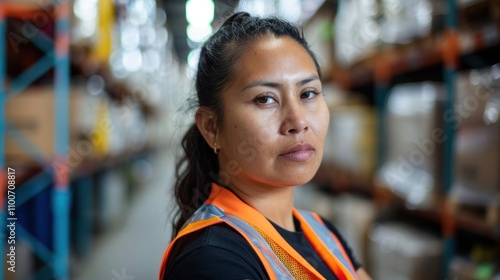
[452,64,500,225]
[321,83,376,186]
[368,222,443,280]
[379,0,446,44]
[334,0,380,66]
[325,103,376,185]
[454,65,500,194]
[376,82,446,209]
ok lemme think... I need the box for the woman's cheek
[237,133,268,162]
[318,104,330,136]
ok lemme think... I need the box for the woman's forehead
[229,36,319,86]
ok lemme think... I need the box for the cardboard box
[5,86,98,166]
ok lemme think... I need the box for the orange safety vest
[159,183,358,280]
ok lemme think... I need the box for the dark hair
[172,12,321,237]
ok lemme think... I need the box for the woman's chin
[270,172,317,188]
[274,163,321,185]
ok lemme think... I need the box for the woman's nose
[280,103,309,135]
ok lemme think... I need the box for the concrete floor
[75,150,176,280]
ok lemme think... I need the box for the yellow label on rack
[93,99,110,157]
[92,0,115,63]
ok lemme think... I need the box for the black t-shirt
[163,215,361,280]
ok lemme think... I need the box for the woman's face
[217,36,329,189]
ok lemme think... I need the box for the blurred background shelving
[1,0,499,279]
[305,0,500,279]
[1,0,182,279]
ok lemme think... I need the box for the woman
[159,12,372,280]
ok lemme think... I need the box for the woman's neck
[227,180,296,232]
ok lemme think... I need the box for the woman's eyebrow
[242,80,281,91]
[297,75,320,86]
[241,75,320,92]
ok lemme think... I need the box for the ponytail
[172,124,219,237]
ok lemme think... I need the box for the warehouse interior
[2,0,500,279]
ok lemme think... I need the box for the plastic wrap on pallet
[324,104,376,184]
[379,0,445,44]
[452,64,500,206]
[334,0,381,66]
[376,82,445,209]
[368,222,443,280]
[334,0,446,65]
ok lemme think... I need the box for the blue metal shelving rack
[442,0,459,278]
[1,1,70,279]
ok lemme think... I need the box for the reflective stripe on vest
[294,210,357,278]
[159,184,358,280]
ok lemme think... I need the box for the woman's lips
[279,149,314,161]
[279,143,314,162]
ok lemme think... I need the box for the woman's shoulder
[173,222,259,257]
[163,223,268,280]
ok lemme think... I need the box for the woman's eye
[301,90,320,99]
[254,95,276,104]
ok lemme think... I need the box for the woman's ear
[195,107,218,149]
